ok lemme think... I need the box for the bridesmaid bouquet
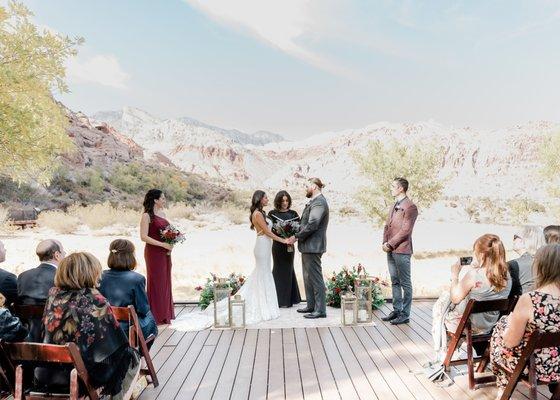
[160,224,186,255]
[273,219,300,252]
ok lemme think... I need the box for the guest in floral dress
[491,244,560,397]
[38,252,140,399]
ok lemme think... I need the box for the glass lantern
[340,292,357,326]
[355,275,374,324]
[213,278,232,328]
[230,294,246,329]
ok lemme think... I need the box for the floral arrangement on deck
[326,263,388,310]
[195,272,246,310]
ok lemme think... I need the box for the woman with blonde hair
[432,234,512,361]
[491,244,560,398]
[508,225,545,295]
[38,252,140,399]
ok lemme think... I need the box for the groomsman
[381,178,418,325]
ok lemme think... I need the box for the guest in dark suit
[0,240,18,306]
[17,239,65,341]
[99,239,158,344]
[381,178,418,325]
[289,177,330,319]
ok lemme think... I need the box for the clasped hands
[286,236,297,245]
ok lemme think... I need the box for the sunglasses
[513,234,522,240]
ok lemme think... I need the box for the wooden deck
[139,301,552,400]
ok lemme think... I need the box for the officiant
[269,191,302,307]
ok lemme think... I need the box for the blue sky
[19,0,560,139]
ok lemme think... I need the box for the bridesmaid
[140,189,175,324]
[268,190,302,308]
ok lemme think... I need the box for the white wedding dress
[172,218,280,331]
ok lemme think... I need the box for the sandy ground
[0,216,520,302]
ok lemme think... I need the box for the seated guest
[0,240,18,306]
[38,252,139,399]
[0,293,27,342]
[17,239,65,341]
[432,234,512,361]
[544,225,560,244]
[508,226,545,296]
[99,239,158,344]
[491,244,560,398]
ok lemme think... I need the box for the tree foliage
[0,1,82,185]
[354,139,444,226]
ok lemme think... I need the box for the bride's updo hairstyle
[250,190,266,230]
[143,189,163,221]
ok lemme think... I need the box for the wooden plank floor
[139,301,551,400]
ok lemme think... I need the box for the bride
[172,190,287,331]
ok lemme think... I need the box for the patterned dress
[490,291,560,388]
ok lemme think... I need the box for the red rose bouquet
[273,219,300,252]
[160,224,186,254]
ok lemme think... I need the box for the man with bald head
[17,239,65,341]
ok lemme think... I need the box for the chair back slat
[12,304,45,320]
[3,342,74,364]
[111,306,132,323]
[471,298,511,314]
[535,331,560,350]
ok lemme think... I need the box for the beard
[306,190,313,198]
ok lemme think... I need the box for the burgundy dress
[144,214,175,324]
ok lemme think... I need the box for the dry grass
[413,248,472,260]
[166,203,196,220]
[68,203,139,230]
[38,210,81,234]
[0,206,17,234]
[220,204,246,225]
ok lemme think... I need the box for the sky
[17,0,560,139]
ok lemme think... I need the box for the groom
[288,177,329,319]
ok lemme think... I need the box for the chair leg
[467,328,475,390]
[70,369,78,400]
[14,365,22,400]
[476,345,491,373]
[139,340,159,387]
[443,334,459,371]
[529,358,537,400]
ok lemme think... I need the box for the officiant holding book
[269,190,302,308]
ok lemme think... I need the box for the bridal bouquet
[273,219,300,252]
[160,224,186,254]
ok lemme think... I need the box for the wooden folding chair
[0,341,99,400]
[111,305,159,387]
[496,330,560,400]
[443,298,512,389]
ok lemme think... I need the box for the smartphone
[459,256,473,266]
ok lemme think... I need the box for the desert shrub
[166,203,196,220]
[221,204,246,225]
[338,206,358,217]
[38,210,80,234]
[68,202,139,230]
[79,168,105,195]
[354,139,443,226]
[509,198,546,224]
[539,130,560,198]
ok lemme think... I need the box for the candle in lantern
[358,309,368,322]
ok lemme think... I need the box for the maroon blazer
[382,197,418,254]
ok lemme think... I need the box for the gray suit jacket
[296,194,329,254]
[17,263,56,305]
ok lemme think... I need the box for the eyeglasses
[513,234,522,240]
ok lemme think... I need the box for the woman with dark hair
[140,189,175,324]
[172,190,286,330]
[269,190,301,307]
[99,239,158,344]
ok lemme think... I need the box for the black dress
[268,209,302,307]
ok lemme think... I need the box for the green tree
[0,1,82,185]
[354,140,444,226]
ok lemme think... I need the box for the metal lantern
[213,278,232,328]
[340,292,357,326]
[230,294,246,329]
[355,275,374,324]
